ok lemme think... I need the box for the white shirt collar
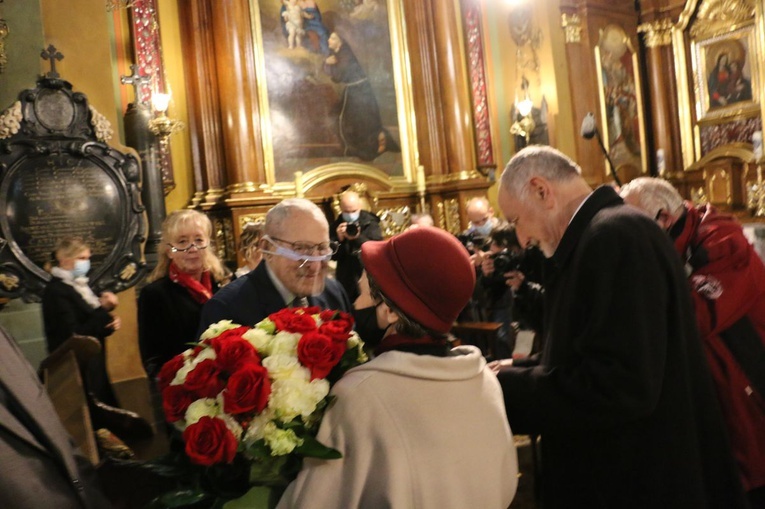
[264,261,295,305]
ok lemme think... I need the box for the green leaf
[294,436,342,459]
[223,486,282,509]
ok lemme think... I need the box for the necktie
[291,296,309,308]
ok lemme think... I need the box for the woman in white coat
[278,226,518,508]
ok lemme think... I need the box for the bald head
[340,191,361,214]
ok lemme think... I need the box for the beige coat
[278,345,518,508]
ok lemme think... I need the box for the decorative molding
[377,206,411,238]
[699,117,763,156]
[89,106,114,143]
[239,214,266,230]
[637,18,674,48]
[561,13,582,44]
[0,101,22,139]
[464,4,494,167]
[690,0,756,38]
[444,198,461,235]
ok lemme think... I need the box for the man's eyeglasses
[168,240,209,253]
[264,236,339,258]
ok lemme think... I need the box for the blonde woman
[138,210,231,377]
[235,222,264,278]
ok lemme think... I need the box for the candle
[753,131,763,160]
[294,171,304,197]
[416,165,426,193]
[656,149,666,176]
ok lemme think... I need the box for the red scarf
[169,262,213,304]
[374,333,449,357]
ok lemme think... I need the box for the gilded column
[638,18,682,176]
[432,0,477,176]
[210,0,265,193]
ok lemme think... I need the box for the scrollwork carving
[0,101,22,139]
[561,13,582,44]
[89,105,113,143]
[690,0,756,38]
[637,19,674,48]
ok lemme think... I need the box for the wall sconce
[510,77,535,145]
[148,92,184,146]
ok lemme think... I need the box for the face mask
[261,245,331,263]
[342,212,360,222]
[72,259,90,278]
[352,305,386,348]
[471,221,493,236]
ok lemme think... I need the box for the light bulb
[152,93,171,114]
[517,98,533,117]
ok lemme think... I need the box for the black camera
[490,249,524,278]
[457,231,488,254]
[346,221,360,237]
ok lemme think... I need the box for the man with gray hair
[621,176,765,507]
[493,146,746,508]
[198,198,351,334]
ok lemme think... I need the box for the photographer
[331,190,383,301]
[477,225,524,358]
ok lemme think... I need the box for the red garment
[168,262,213,304]
[673,203,765,492]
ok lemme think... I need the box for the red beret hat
[361,227,475,334]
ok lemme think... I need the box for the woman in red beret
[277,227,518,508]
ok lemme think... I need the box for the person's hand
[504,270,524,291]
[480,256,495,277]
[325,55,337,65]
[99,291,119,311]
[336,222,348,242]
[354,271,374,309]
[108,315,121,332]
[487,358,513,375]
[470,250,486,268]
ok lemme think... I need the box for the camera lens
[346,222,360,236]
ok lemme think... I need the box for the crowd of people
[2,146,764,508]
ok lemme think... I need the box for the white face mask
[342,212,360,222]
[72,259,90,278]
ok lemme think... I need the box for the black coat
[197,261,352,337]
[330,209,383,301]
[138,276,221,378]
[497,186,747,508]
[41,277,114,352]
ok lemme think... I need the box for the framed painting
[249,0,417,186]
[691,23,760,123]
[595,24,647,177]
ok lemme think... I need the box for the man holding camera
[331,190,383,301]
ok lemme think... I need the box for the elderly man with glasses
[197,198,351,336]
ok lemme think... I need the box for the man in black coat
[330,190,383,302]
[494,146,747,508]
[198,198,351,335]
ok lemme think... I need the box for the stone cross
[120,64,152,106]
[40,45,64,79]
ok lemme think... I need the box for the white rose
[269,331,301,356]
[264,426,303,456]
[269,377,329,422]
[220,413,243,441]
[243,327,273,355]
[192,346,217,365]
[185,398,220,426]
[171,358,195,385]
[262,354,309,382]
[243,408,277,446]
[200,320,242,340]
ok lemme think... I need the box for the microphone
[580,112,622,187]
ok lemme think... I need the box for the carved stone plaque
[0,71,146,301]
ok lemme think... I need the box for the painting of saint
[259,0,402,181]
[705,39,752,111]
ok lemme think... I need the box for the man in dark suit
[198,198,351,335]
[330,190,383,302]
[494,146,747,508]
[0,326,111,509]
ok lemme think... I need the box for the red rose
[157,353,185,392]
[223,362,272,415]
[212,326,250,343]
[184,359,225,398]
[320,310,354,329]
[297,331,345,380]
[162,384,195,423]
[270,308,317,333]
[319,320,352,343]
[182,416,238,466]
[212,336,260,372]
[302,305,321,315]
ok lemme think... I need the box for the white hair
[619,177,684,220]
[266,198,328,237]
[500,146,581,201]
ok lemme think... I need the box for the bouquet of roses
[147,306,367,508]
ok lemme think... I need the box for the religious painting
[250,0,416,184]
[692,23,759,122]
[595,24,647,177]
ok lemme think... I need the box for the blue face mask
[470,221,493,236]
[342,211,360,222]
[72,259,90,278]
